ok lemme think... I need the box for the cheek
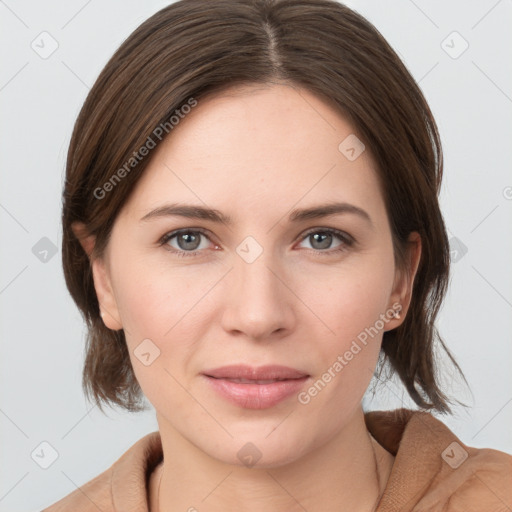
[115,270,197,408]
[307,262,394,340]
[301,253,395,382]
[112,259,205,338]
[111,263,216,386]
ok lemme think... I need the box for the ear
[71,221,123,331]
[385,231,422,330]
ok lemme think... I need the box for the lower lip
[203,375,310,409]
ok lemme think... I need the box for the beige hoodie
[41,408,512,511]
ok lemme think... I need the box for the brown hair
[62,0,465,414]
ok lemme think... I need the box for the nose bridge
[236,248,278,298]
[221,236,294,339]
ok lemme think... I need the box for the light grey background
[1,1,511,511]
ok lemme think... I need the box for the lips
[203,364,308,381]
[222,378,287,384]
[201,365,310,409]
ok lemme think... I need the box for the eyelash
[158,227,355,259]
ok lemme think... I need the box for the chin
[196,427,314,470]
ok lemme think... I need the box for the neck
[150,407,394,512]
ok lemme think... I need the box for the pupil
[312,233,331,249]
[180,233,199,250]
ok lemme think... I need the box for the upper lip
[203,365,309,380]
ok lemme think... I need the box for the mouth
[201,365,310,409]
[209,377,295,384]
[202,364,309,381]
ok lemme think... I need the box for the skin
[73,83,421,511]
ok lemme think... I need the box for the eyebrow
[139,202,374,228]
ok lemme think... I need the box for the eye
[159,229,216,258]
[158,227,355,259]
[296,228,354,255]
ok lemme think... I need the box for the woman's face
[89,83,419,467]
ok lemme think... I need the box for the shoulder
[41,431,162,512]
[366,409,512,511]
[418,444,512,511]
[40,465,114,511]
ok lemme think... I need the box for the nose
[220,249,296,342]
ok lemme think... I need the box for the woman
[43,0,511,510]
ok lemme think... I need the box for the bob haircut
[62,0,465,415]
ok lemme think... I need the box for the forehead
[120,84,385,226]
